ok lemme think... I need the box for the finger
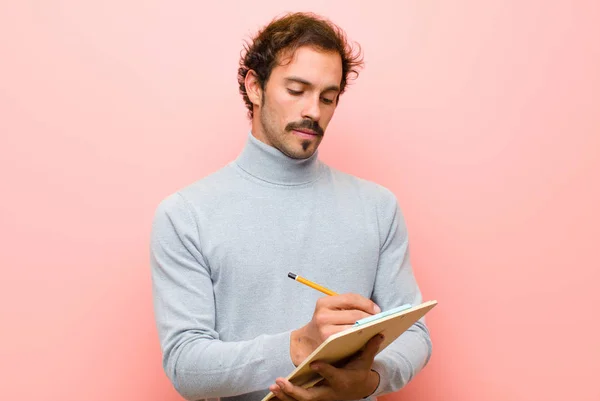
[320,309,373,326]
[310,361,341,384]
[271,381,298,401]
[356,334,385,365]
[276,377,335,401]
[320,293,381,315]
[339,333,385,372]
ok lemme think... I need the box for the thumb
[360,333,385,362]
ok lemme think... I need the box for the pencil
[288,272,339,296]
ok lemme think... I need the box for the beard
[258,94,324,159]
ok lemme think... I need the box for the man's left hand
[269,333,383,401]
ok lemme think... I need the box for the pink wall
[1,1,598,400]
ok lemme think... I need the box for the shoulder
[323,165,405,237]
[325,165,399,207]
[153,163,239,222]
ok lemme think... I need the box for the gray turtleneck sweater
[150,133,432,401]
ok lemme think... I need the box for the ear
[244,70,263,107]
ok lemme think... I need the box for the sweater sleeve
[369,190,433,396]
[150,193,296,400]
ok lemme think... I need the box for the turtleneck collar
[234,131,323,186]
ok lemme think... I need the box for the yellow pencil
[288,272,338,296]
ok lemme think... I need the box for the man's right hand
[290,293,381,366]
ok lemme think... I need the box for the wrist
[364,368,380,398]
[290,327,318,366]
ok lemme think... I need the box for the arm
[150,193,296,400]
[369,190,433,396]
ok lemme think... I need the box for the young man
[151,12,432,401]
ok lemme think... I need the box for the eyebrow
[284,76,340,93]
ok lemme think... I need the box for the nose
[301,95,321,122]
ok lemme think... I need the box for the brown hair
[238,12,364,119]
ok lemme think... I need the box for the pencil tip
[288,272,297,279]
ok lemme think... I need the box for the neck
[234,132,322,186]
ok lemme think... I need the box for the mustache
[286,119,324,136]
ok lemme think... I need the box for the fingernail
[374,304,381,314]
[310,363,320,371]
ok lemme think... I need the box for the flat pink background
[1,1,599,400]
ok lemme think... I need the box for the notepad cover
[261,300,437,401]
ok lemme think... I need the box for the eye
[287,89,303,96]
[321,98,334,105]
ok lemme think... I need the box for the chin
[283,145,316,159]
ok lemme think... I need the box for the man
[151,12,432,401]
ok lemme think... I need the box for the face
[246,46,343,159]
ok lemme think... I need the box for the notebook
[261,300,437,401]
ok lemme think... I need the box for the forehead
[271,46,343,88]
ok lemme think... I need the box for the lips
[292,129,318,136]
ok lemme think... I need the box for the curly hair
[238,12,364,119]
